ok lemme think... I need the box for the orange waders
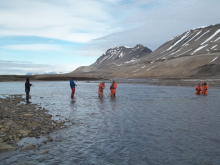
[98,83,105,97]
[110,82,117,97]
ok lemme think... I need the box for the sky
[0,0,220,75]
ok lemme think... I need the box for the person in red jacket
[98,81,105,97]
[195,83,202,95]
[202,82,209,95]
[110,80,117,97]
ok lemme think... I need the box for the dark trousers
[25,89,30,102]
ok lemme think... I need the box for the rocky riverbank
[0,95,67,152]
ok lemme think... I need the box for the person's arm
[70,80,74,88]
[27,82,32,87]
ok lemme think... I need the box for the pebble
[20,144,36,152]
[41,150,49,154]
[23,114,34,117]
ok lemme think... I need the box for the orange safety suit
[202,83,209,95]
[195,85,202,95]
[110,82,117,97]
[98,83,105,97]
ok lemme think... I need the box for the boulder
[46,114,52,118]
[0,142,13,152]
[23,114,34,117]
[20,144,36,152]
[19,130,31,137]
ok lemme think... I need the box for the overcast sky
[1,0,220,75]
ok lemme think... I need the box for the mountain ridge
[71,24,220,79]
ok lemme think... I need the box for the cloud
[3,44,68,52]
[0,0,115,42]
[78,0,220,56]
[1,0,220,74]
[0,60,80,75]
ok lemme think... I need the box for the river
[0,81,220,165]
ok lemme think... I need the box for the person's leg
[110,90,113,97]
[71,88,75,98]
[113,90,116,97]
[26,90,30,103]
[71,89,73,98]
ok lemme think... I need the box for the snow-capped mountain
[92,44,152,67]
[73,44,152,73]
[72,24,220,79]
[26,71,64,75]
[140,24,220,63]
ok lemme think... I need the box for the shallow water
[0,81,220,165]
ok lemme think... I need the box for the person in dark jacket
[25,78,32,103]
[70,77,77,98]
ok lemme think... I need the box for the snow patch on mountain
[124,58,138,63]
[214,37,220,42]
[210,57,218,63]
[195,30,210,41]
[201,29,220,45]
[191,44,208,55]
[211,45,218,49]
[182,30,202,46]
[167,31,191,51]
[146,66,156,71]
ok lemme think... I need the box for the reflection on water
[0,81,220,165]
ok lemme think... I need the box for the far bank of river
[1,75,220,88]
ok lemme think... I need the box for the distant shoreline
[0,75,101,82]
[0,75,219,87]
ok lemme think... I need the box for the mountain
[93,44,152,67]
[73,44,152,75]
[72,24,220,79]
[26,71,64,75]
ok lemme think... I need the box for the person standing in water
[195,83,202,95]
[202,82,209,95]
[25,78,32,103]
[70,77,77,98]
[98,81,105,97]
[110,80,117,97]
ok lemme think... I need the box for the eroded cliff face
[71,24,220,79]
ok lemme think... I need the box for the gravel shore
[0,95,67,152]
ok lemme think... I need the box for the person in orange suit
[110,80,117,97]
[202,82,209,95]
[195,83,202,95]
[98,81,105,97]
